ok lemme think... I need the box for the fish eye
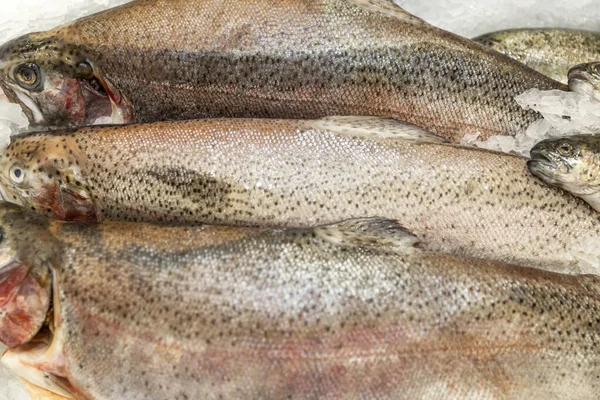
[76,62,94,79]
[9,165,25,185]
[558,142,574,156]
[14,63,41,90]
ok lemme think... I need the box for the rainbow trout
[0,116,599,273]
[1,204,600,399]
[473,28,600,84]
[0,0,565,141]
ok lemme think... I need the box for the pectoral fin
[314,217,420,253]
[19,378,73,400]
[2,337,75,399]
[310,116,447,143]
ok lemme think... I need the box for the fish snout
[529,146,559,168]
[568,65,600,101]
[527,157,564,187]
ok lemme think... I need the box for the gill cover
[0,203,56,346]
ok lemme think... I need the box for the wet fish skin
[474,28,600,84]
[568,62,600,101]
[529,134,600,212]
[1,117,599,273]
[1,205,600,399]
[0,0,565,141]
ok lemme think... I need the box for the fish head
[0,133,101,222]
[528,135,600,206]
[0,205,76,398]
[0,203,55,347]
[568,62,600,102]
[0,31,132,127]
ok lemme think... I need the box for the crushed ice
[463,89,600,157]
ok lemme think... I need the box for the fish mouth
[13,91,44,124]
[0,260,51,347]
[568,70,600,99]
[529,147,562,168]
[527,159,561,185]
[0,178,26,208]
[0,83,42,126]
[527,147,567,184]
[568,69,593,83]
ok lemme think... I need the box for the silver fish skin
[1,204,600,399]
[0,0,565,141]
[0,117,599,274]
[474,28,600,84]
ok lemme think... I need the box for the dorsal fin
[314,218,420,253]
[309,116,446,143]
[348,0,427,24]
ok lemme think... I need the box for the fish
[1,203,600,399]
[473,28,600,84]
[528,134,600,212]
[0,116,599,273]
[568,62,600,101]
[0,0,565,141]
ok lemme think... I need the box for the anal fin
[314,217,420,253]
[309,116,446,143]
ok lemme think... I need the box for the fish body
[1,205,600,399]
[2,206,600,399]
[568,62,600,101]
[473,28,600,84]
[0,0,565,141]
[0,117,599,273]
[529,134,600,212]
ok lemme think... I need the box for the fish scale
[0,117,599,274]
[0,0,565,139]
